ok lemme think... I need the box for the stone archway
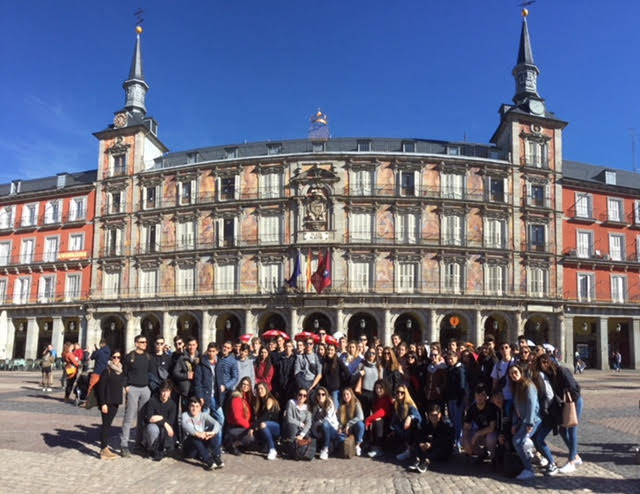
[439,312,469,345]
[37,318,54,357]
[393,313,422,344]
[177,312,200,343]
[12,319,27,359]
[101,315,125,353]
[347,312,378,342]
[216,313,242,344]
[484,312,508,344]
[303,312,332,334]
[524,315,550,346]
[258,312,287,334]
[140,314,161,351]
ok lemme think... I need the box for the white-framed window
[527,183,548,207]
[396,212,418,244]
[486,264,505,295]
[447,145,460,156]
[112,154,127,176]
[143,185,159,209]
[224,147,238,159]
[69,197,86,221]
[260,215,281,244]
[637,235,640,262]
[262,172,282,199]
[13,276,31,304]
[0,205,16,229]
[350,261,371,292]
[106,228,122,256]
[267,143,282,155]
[611,274,627,303]
[65,273,81,301]
[0,278,7,303]
[399,171,418,197]
[607,197,623,222]
[575,192,593,218]
[20,238,34,264]
[442,173,463,199]
[351,212,372,242]
[44,200,61,224]
[576,231,593,258]
[312,141,326,153]
[528,224,546,251]
[577,273,595,302]
[635,200,640,226]
[352,169,373,196]
[402,141,415,153]
[527,267,548,297]
[140,269,158,297]
[143,224,159,253]
[43,237,59,262]
[443,214,463,245]
[218,175,240,201]
[215,263,236,294]
[485,219,505,249]
[109,191,123,214]
[177,266,195,295]
[178,179,197,206]
[0,241,10,266]
[21,203,39,227]
[260,263,281,293]
[69,233,84,251]
[444,262,462,294]
[177,221,196,250]
[103,271,120,299]
[38,275,56,303]
[605,170,617,185]
[357,141,371,152]
[488,177,507,202]
[217,217,238,247]
[609,234,625,261]
[397,262,417,293]
[527,141,548,168]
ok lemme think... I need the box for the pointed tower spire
[512,9,544,113]
[123,25,149,116]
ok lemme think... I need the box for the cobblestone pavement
[1,369,638,494]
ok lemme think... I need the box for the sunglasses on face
[298,393,307,398]
[397,391,405,395]
[317,392,326,396]
[305,342,314,346]
[112,355,121,359]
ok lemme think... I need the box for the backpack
[283,437,316,461]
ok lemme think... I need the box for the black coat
[97,367,125,406]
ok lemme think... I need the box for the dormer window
[402,141,415,153]
[186,152,198,164]
[267,143,282,155]
[605,170,616,185]
[312,142,326,153]
[10,181,21,195]
[224,147,239,159]
[447,145,460,156]
[357,141,371,152]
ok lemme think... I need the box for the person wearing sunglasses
[491,342,515,418]
[311,386,338,459]
[225,377,255,455]
[283,388,312,441]
[391,384,422,462]
[96,350,125,460]
[294,339,323,394]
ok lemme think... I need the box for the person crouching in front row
[181,397,224,470]
[408,403,454,473]
[142,382,176,461]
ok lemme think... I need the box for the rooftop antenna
[630,128,638,173]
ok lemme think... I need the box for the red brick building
[0,171,96,360]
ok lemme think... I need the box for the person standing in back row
[120,334,153,457]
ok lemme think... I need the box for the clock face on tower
[113,113,128,128]
[529,99,545,115]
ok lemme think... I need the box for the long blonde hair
[338,387,360,425]
[393,384,417,420]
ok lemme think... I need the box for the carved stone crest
[304,186,328,231]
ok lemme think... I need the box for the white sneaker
[46,388,52,392]
[367,447,382,458]
[319,447,329,460]
[573,455,583,466]
[355,444,362,457]
[396,448,410,461]
[516,469,535,480]
[267,448,277,460]
[538,456,549,468]
[559,461,576,473]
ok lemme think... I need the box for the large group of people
[82,330,583,480]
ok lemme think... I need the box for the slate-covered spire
[512,10,541,106]
[123,26,149,116]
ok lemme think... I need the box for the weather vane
[134,8,144,33]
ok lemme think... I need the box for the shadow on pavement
[41,424,102,459]
[580,442,640,466]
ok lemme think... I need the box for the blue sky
[1,1,639,182]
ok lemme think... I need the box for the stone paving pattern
[0,370,638,493]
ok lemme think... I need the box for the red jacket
[365,395,393,428]
[228,393,253,429]
[255,360,274,390]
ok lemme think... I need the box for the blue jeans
[512,421,539,471]
[532,421,555,465]
[339,420,365,444]
[331,390,341,408]
[559,396,583,461]
[258,421,281,450]
[183,433,221,462]
[448,400,464,447]
[320,420,339,450]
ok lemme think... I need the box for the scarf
[108,360,123,374]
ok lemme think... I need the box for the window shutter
[407,213,416,243]
[396,214,404,242]
[234,175,240,200]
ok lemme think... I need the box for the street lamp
[313,319,319,331]
[406,319,412,330]
[616,323,622,333]
[492,319,499,331]
[109,321,115,331]
[360,318,366,330]
[225,319,231,330]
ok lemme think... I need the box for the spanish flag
[306,249,312,292]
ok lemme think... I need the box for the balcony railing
[564,249,640,264]
[567,206,595,222]
[522,242,552,253]
[62,209,87,223]
[0,289,92,306]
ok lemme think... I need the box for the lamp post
[313,319,319,331]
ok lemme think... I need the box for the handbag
[339,434,356,459]
[561,391,578,428]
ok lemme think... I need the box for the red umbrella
[324,335,339,346]
[239,333,254,343]
[262,329,290,341]
[294,331,320,343]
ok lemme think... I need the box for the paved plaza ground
[0,369,638,493]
